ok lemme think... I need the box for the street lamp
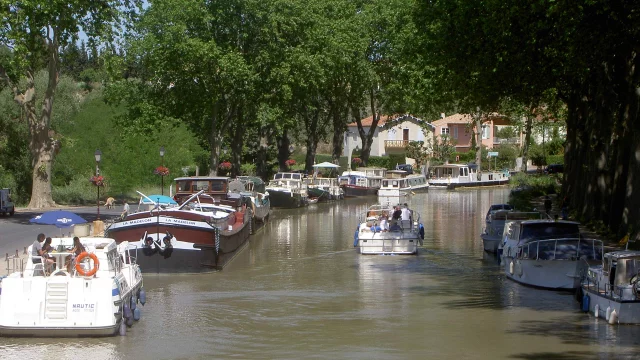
[159,146,165,195]
[94,149,102,220]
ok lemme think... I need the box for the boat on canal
[0,237,145,337]
[378,170,429,198]
[353,204,425,255]
[501,219,603,289]
[106,190,251,273]
[229,176,271,224]
[265,172,309,208]
[339,167,386,197]
[480,205,541,253]
[305,162,344,202]
[580,250,640,324]
[429,163,510,189]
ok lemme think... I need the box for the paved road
[0,205,125,258]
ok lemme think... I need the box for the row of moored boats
[481,204,640,324]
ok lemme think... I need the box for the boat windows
[176,181,189,192]
[459,168,464,177]
[210,181,225,192]
[520,223,580,242]
[464,168,468,176]
[194,181,209,191]
[382,180,389,187]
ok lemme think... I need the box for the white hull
[503,257,583,289]
[0,237,144,337]
[358,233,419,255]
[583,289,640,324]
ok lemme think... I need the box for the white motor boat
[481,207,541,253]
[353,204,425,255]
[0,237,145,337]
[580,251,640,324]
[428,163,510,189]
[378,171,429,197]
[501,220,603,289]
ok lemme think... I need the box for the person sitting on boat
[379,212,389,232]
[41,237,58,273]
[65,236,86,273]
[392,206,402,220]
[32,233,55,274]
[389,221,402,232]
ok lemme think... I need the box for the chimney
[440,113,445,119]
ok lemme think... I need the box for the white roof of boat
[518,219,580,225]
[605,251,640,259]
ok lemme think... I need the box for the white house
[343,114,436,157]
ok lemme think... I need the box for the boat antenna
[177,189,206,210]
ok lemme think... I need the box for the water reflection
[1,188,639,359]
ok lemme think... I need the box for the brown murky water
[2,188,639,359]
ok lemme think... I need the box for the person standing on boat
[392,206,402,220]
[401,203,412,222]
[121,201,130,219]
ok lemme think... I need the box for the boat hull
[0,324,120,337]
[582,289,640,324]
[481,233,501,253]
[430,178,510,189]
[502,256,583,289]
[267,190,308,208]
[341,185,378,197]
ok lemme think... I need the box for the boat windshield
[520,223,580,243]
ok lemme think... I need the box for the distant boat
[339,167,386,197]
[378,170,429,197]
[429,163,510,189]
[265,172,309,208]
[229,176,271,225]
[306,162,344,202]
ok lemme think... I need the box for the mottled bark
[276,129,292,172]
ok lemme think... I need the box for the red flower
[285,159,296,167]
[218,161,232,170]
[90,175,105,187]
[352,157,362,165]
[154,166,170,176]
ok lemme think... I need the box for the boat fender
[609,309,618,325]
[119,322,127,336]
[130,295,137,311]
[124,302,132,319]
[594,304,600,318]
[581,294,590,313]
[418,223,425,240]
[353,227,359,247]
[126,317,134,327]
[133,307,141,321]
[139,288,147,306]
[605,306,611,321]
[509,261,514,275]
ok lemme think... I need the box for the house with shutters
[430,113,519,152]
[342,114,436,157]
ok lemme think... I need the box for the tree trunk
[521,112,533,173]
[276,129,292,172]
[355,88,382,166]
[330,101,347,165]
[256,127,270,180]
[304,108,321,173]
[474,109,482,179]
[230,107,244,177]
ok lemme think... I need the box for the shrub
[240,163,256,175]
[54,174,104,205]
[546,154,564,165]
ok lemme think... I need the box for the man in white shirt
[401,203,411,221]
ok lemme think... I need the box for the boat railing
[516,237,603,261]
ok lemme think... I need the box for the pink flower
[285,159,296,167]
[154,166,170,176]
[352,157,362,165]
[218,161,232,170]
[90,175,105,187]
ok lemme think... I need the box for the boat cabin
[339,168,385,188]
[174,176,239,207]
[504,220,581,244]
[381,177,408,190]
[269,172,306,190]
[600,251,640,290]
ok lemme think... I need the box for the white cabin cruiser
[429,163,510,189]
[501,220,603,289]
[378,171,429,197]
[580,251,640,324]
[481,208,541,253]
[353,204,425,255]
[0,237,145,337]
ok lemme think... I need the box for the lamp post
[160,146,165,195]
[94,149,102,220]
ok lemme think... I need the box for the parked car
[544,164,564,174]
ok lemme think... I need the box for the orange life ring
[75,252,100,277]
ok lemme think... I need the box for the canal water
[2,188,639,359]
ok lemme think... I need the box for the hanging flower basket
[285,159,296,167]
[154,166,170,176]
[90,175,105,187]
[352,157,362,165]
[218,161,232,171]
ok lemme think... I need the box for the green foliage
[495,126,517,139]
[240,163,256,176]
[508,173,561,210]
[52,174,99,205]
[432,135,456,163]
[547,155,564,165]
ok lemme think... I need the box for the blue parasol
[140,195,177,205]
[29,210,88,228]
